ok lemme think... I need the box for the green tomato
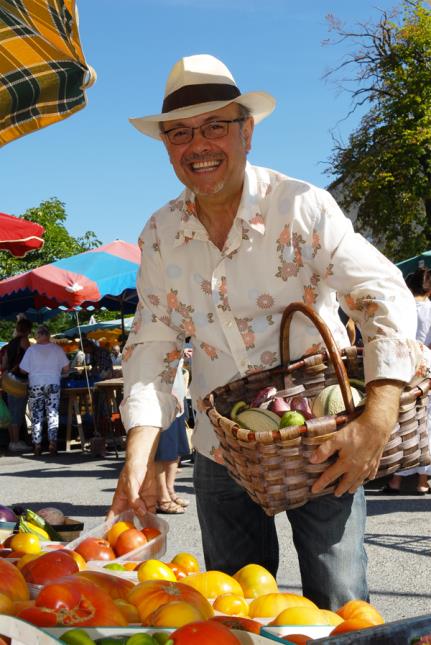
[103,562,127,571]
[151,635,172,645]
[126,635,158,645]
[279,410,306,428]
[95,638,127,645]
[60,628,96,645]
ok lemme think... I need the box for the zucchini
[23,508,63,541]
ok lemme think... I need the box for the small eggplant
[250,386,277,409]
[290,395,314,420]
[268,396,291,417]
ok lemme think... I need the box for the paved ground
[1,445,430,624]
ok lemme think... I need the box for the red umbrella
[0,212,45,258]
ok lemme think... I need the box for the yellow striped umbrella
[0,0,96,146]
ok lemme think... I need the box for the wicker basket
[204,302,431,516]
[1,371,28,398]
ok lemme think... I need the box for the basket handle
[280,302,356,414]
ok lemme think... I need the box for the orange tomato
[113,598,140,623]
[10,533,41,555]
[123,561,139,571]
[212,592,249,616]
[106,520,134,547]
[336,599,384,626]
[268,606,328,627]
[233,563,278,598]
[249,593,317,619]
[67,550,87,571]
[144,599,208,627]
[141,527,161,541]
[127,580,214,624]
[167,562,188,580]
[0,592,14,615]
[180,570,243,599]
[330,618,377,634]
[137,559,177,583]
[170,552,200,574]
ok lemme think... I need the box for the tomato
[180,571,243,599]
[0,559,30,601]
[166,562,188,580]
[170,552,200,574]
[137,559,177,583]
[141,527,161,541]
[144,599,209,628]
[330,618,377,634]
[114,528,147,557]
[17,576,127,627]
[21,550,79,585]
[268,606,327,627]
[169,620,241,644]
[249,592,317,619]
[336,599,384,626]
[210,615,262,634]
[113,598,140,623]
[212,593,249,616]
[106,520,134,547]
[0,591,14,615]
[128,579,214,624]
[75,537,116,562]
[76,570,135,600]
[233,563,278,598]
[9,533,41,555]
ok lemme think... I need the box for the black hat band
[162,83,241,113]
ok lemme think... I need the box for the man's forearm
[363,379,404,434]
[125,426,161,466]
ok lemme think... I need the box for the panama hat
[129,54,276,140]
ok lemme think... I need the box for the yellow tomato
[320,609,344,626]
[10,533,41,555]
[269,606,328,627]
[233,563,278,598]
[68,550,87,571]
[144,599,208,628]
[106,520,134,547]
[249,593,318,619]
[137,559,177,583]
[212,592,249,616]
[0,592,14,615]
[170,552,200,574]
[16,553,41,570]
[114,598,140,623]
[181,571,244,599]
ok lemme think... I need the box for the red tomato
[169,620,241,644]
[17,576,127,627]
[141,527,161,541]
[76,570,135,600]
[114,528,147,557]
[75,537,116,562]
[21,551,78,585]
[210,615,263,634]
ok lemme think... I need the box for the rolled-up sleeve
[120,223,184,432]
[309,190,423,384]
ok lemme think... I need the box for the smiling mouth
[189,159,223,173]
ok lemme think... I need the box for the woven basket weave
[203,302,431,516]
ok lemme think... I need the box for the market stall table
[63,385,92,451]
[93,377,124,456]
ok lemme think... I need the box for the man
[109,54,425,608]
[110,344,122,367]
[82,338,113,380]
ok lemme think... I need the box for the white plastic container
[260,624,333,642]
[67,509,169,564]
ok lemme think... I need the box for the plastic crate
[67,509,169,564]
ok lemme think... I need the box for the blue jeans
[193,452,368,610]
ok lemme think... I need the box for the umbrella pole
[74,310,99,444]
[120,298,125,349]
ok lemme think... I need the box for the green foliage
[325,0,431,261]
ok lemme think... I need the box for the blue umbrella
[396,250,431,277]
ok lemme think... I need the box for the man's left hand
[310,380,404,496]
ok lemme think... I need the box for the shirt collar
[172,163,267,247]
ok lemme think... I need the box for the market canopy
[0,239,140,318]
[396,250,431,277]
[58,316,134,339]
[0,0,96,146]
[0,211,45,256]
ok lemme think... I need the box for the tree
[0,198,101,340]
[325,0,431,261]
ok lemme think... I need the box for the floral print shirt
[121,163,427,462]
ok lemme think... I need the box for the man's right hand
[107,426,161,523]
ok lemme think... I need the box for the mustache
[182,152,225,164]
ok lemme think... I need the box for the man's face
[161,103,254,199]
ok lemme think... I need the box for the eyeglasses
[162,118,246,145]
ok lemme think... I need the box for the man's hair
[36,325,50,337]
[15,319,32,335]
[405,267,431,296]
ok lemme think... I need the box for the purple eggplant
[250,386,277,409]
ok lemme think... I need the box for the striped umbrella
[0,239,140,316]
[0,210,45,256]
[0,0,96,146]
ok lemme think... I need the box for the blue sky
[1,0,398,245]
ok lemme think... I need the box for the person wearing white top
[20,325,69,456]
[108,54,429,609]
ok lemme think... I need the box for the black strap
[162,83,241,113]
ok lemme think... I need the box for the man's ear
[243,117,254,154]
